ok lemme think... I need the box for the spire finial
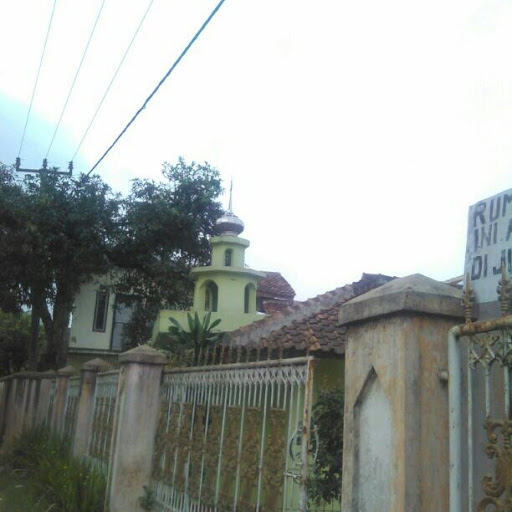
[228,179,233,214]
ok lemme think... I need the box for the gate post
[106,345,165,512]
[339,274,464,512]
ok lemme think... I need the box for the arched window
[205,281,218,312]
[244,283,255,313]
[224,249,232,267]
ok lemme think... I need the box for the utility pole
[15,157,73,176]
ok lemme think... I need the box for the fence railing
[151,356,314,512]
[88,371,119,474]
[0,345,340,512]
[448,271,512,512]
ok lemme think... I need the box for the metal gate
[448,272,512,511]
[150,355,315,512]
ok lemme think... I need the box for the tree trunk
[38,289,72,370]
[28,306,39,371]
[28,284,43,371]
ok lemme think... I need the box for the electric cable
[18,0,58,158]
[71,0,156,161]
[87,0,226,176]
[45,0,107,160]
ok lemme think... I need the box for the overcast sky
[1,0,511,300]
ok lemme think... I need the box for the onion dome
[216,211,244,236]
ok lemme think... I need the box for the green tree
[110,157,223,348]
[0,164,121,369]
[0,158,223,368]
[0,311,45,376]
[308,387,344,506]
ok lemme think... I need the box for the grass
[0,426,106,512]
[0,467,55,511]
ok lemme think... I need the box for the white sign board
[464,189,512,304]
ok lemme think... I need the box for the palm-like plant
[163,312,222,364]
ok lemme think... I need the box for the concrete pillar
[72,358,110,457]
[52,365,77,434]
[338,274,464,512]
[107,345,165,512]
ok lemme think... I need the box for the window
[224,249,232,266]
[111,295,139,351]
[205,281,218,312]
[93,290,109,332]
[244,284,250,313]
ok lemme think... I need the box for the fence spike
[462,273,475,324]
[256,343,262,362]
[498,260,512,317]
[236,344,242,363]
[245,344,251,363]
[278,341,284,360]
[227,342,233,364]
[267,341,273,361]
[220,343,226,364]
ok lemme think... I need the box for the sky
[1,0,511,301]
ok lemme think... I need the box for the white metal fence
[150,356,315,512]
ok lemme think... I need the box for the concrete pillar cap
[119,344,166,365]
[42,370,57,379]
[57,365,78,376]
[82,358,112,372]
[338,273,464,325]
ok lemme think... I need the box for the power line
[45,0,108,160]
[71,0,156,162]
[87,0,226,176]
[18,0,58,158]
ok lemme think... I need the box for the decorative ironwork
[175,403,192,492]
[468,330,512,370]
[239,407,262,511]
[477,419,512,511]
[498,262,512,317]
[149,357,314,512]
[202,405,222,506]
[63,376,80,439]
[88,371,118,473]
[219,406,242,510]
[152,399,169,481]
[262,408,287,511]
[189,404,206,500]
[463,275,475,324]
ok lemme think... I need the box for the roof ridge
[224,273,394,346]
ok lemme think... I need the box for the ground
[0,467,51,511]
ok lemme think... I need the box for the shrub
[308,387,344,506]
[2,426,106,512]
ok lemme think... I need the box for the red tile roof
[224,273,394,354]
[257,271,295,299]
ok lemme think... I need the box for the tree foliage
[0,164,120,369]
[308,387,344,506]
[0,311,44,376]
[0,157,223,369]
[111,158,223,348]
